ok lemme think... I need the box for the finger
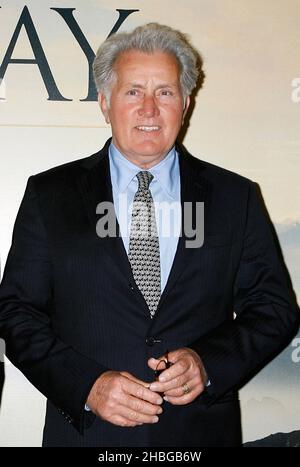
[148,348,193,371]
[163,386,200,405]
[164,381,204,404]
[149,371,188,393]
[147,356,168,371]
[163,393,194,405]
[168,375,206,398]
[125,394,163,416]
[118,404,160,425]
[164,384,193,398]
[121,376,163,405]
[156,358,189,384]
[163,375,200,397]
[111,414,143,428]
[120,371,151,388]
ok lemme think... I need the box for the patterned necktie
[128,171,161,318]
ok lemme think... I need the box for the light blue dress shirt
[108,142,181,292]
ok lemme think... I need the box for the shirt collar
[109,142,178,199]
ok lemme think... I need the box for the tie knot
[136,171,153,190]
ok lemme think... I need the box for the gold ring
[182,383,190,395]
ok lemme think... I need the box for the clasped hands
[87,348,207,428]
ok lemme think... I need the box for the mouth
[135,125,161,132]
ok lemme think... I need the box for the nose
[138,95,160,118]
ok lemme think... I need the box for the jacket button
[146,336,162,346]
[146,337,155,346]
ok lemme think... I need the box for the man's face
[99,50,190,168]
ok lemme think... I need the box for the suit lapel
[153,144,210,316]
[77,140,142,298]
[78,145,111,230]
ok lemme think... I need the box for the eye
[160,90,173,96]
[127,89,139,96]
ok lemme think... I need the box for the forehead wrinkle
[121,81,180,90]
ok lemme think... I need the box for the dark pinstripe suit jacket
[0,139,298,446]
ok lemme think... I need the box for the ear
[98,92,110,124]
[182,95,190,121]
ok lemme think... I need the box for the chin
[135,141,165,157]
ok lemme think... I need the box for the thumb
[147,356,167,371]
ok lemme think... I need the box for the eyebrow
[124,82,178,89]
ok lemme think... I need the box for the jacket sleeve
[0,177,107,433]
[190,181,300,399]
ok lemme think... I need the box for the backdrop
[0,0,299,447]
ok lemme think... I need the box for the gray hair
[93,22,203,104]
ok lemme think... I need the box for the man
[0,23,299,447]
